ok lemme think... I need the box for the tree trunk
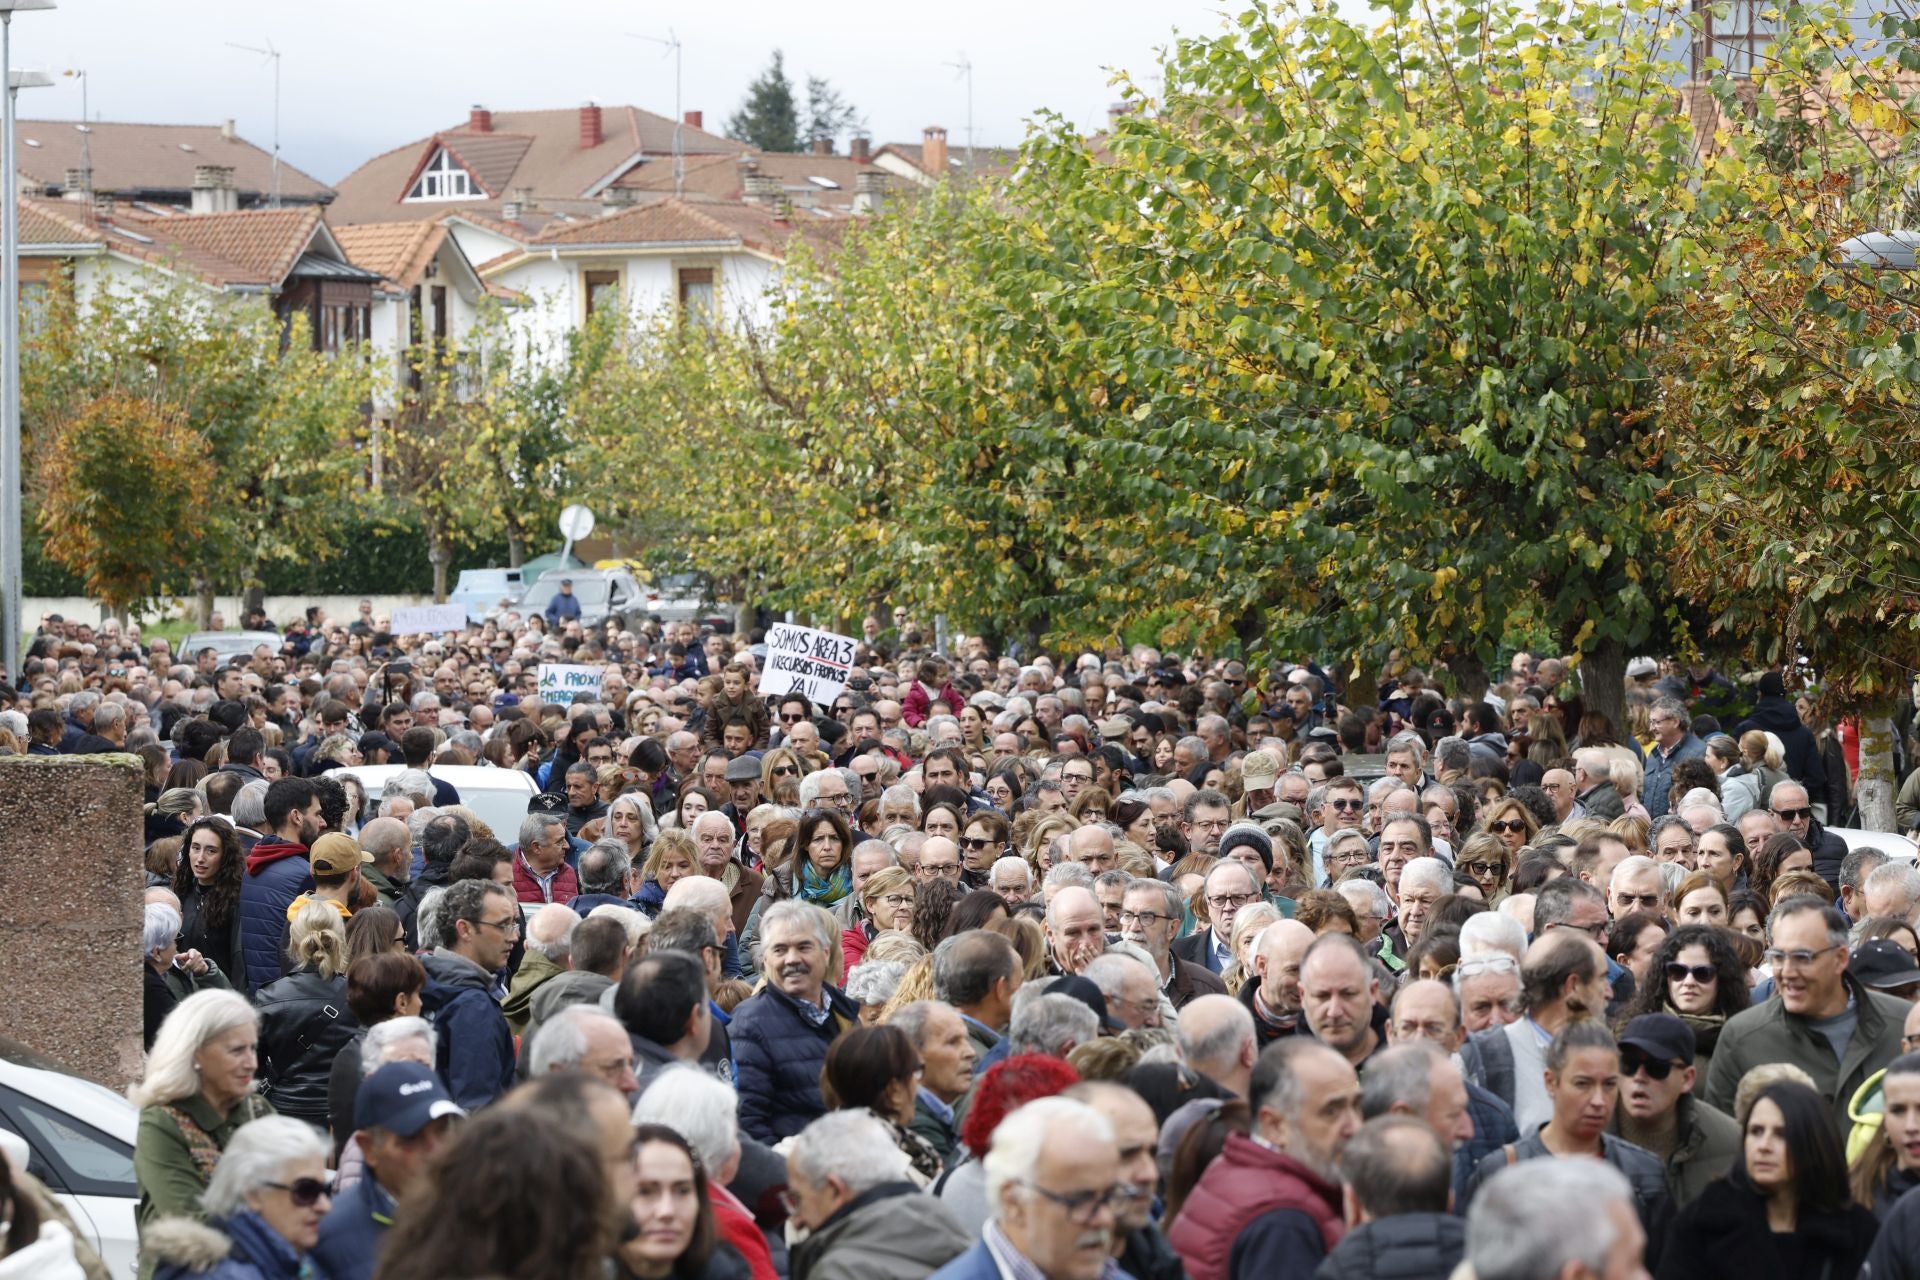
[1451,651,1490,703]
[1857,708,1898,833]
[1580,634,1628,737]
[429,535,453,603]
[193,575,215,630]
[506,531,526,569]
[242,581,265,620]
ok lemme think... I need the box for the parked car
[516,568,645,630]
[1829,827,1920,861]
[448,567,526,623]
[179,630,279,663]
[331,763,540,841]
[0,1038,138,1278]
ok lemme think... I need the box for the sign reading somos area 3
[538,663,604,704]
[758,623,856,708]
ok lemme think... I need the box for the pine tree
[726,51,799,153]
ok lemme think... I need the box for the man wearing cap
[720,754,763,830]
[1239,749,1282,815]
[285,833,370,921]
[1607,1012,1739,1207]
[312,1062,464,1280]
[1853,938,1920,1003]
[544,578,582,629]
[1219,824,1290,911]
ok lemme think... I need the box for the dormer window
[406,148,478,202]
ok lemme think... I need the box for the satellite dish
[558,504,596,542]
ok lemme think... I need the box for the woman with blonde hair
[1223,902,1282,995]
[250,903,357,1130]
[1611,755,1652,822]
[132,991,275,1241]
[759,747,806,807]
[1479,795,1540,857]
[1023,813,1078,876]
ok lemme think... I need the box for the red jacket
[512,850,579,905]
[711,1184,777,1280]
[901,680,965,728]
[1166,1131,1345,1280]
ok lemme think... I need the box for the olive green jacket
[134,1090,276,1276]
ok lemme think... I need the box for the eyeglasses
[1330,849,1373,866]
[264,1178,329,1208]
[1464,860,1506,877]
[1614,892,1664,909]
[1764,944,1840,969]
[474,916,521,937]
[1207,892,1255,910]
[1119,909,1175,927]
[1771,807,1812,822]
[1063,770,1093,783]
[1619,1053,1682,1081]
[857,771,878,784]
[874,893,914,909]
[1489,820,1529,835]
[1665,962,1717,984]
[780,713,807,724]
[1329,798,1363,811]
[1189,819,1230,834]
[1552,919,1609,940]
[921,863,964,879]
[1018,1181,1125,1225]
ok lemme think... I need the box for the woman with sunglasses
[1621,924,1750,1083]
[144,1117,332,1280]
[759,748,805,808]
[959,812,1011,882]
[1478,796,1539,857]
[1454,831,1511,902]
[1657,1080,1878,1280]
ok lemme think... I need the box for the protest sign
[757,623,856,708]
[390,603,469,635]
[538,663,604,703]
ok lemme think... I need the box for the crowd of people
[7,601,1920,1279]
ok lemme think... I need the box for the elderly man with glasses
[1173,861,1263,977]
[1766,780,1850,891]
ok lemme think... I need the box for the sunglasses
[771,765,798,777]
[1464,860,1506,876]
[1619,1053,1681,1081]
[265,1178,329,1207]
[1665,962,1717,984]
[1771,807,1812,822]
[1329,798,1363,811]
[959,836,997,851]
[1489,820,1529,834]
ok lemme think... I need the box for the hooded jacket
[146,1211,311,1280]
[236,839,311,994]
[790,1181,972,1280]
[1739,694,1828,800]
[500,944,566,1036]
[420,950,515,1111]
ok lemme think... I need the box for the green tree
[804,75,861,148]
[727,51,800,153]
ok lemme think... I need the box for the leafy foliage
[727,51,801,153]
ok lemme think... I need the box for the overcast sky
[8,1,1241,184]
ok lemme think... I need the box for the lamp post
[0,0,54,692]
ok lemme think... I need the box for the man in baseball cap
[1609,1012,1739,1206]
[285,832,370,921]
[313,1062,464,1278]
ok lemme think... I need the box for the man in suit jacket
[1173,861,1263,976]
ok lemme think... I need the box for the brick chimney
[770,192,792,221]
[683,110,703,130]
[811,135,833,156]
[579,103,604,149]
[469,105,493,133]
[742,174,782,205]
[922,126,948,176]
[191,165,238,215]
[850,133,870,164]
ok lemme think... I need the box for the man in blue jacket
[312,1062,463,1280]
[544,578,583,628]
[238,777,321,993]
[731,899,860,1143]
[420,879,519,1111]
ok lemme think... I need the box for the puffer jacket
[420,950,515,1111]
[1314,1212,1466,1280]
[146,1211,313,1280]
[731,983,859,1143]
[789,1181,972,1280]
[1739,695,1828,800]
[236,840,311,994]
[253,965,357,1127]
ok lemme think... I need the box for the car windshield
[523,578,610,608]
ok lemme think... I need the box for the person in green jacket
[131,990,276,1277]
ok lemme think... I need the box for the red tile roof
[14,119,332,204]
[18,197,331,290]
[517,196,846,259]
[333,220,447,289]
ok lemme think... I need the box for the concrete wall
[0,755,145,1086]
[25,595,439,630]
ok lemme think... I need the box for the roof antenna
[225,39,280,207]
[628,30,683,198]
[60,67,86,200]
[944,52,974,176]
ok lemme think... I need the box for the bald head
[1256,919,1315,1015]
[526,904,578,964]
[359,815,411,878]
[1067,824,1118,874]
[1046,886,1106,976]
[1177,994,1257,1098]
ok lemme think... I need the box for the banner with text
[538,663,604,703]
[757,623,856,709]
[390,603,469,635]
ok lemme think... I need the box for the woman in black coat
[171,817,248,991]
[1656,1080,1879,1280]
[254,903,359,1128]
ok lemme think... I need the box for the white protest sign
[538,663,604,703]
[390,603,469,635]
[757,623,857,709]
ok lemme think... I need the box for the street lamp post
[0,0,54,692]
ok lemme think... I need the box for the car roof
[1828,827,1919,862]
[182,630,278,649]
[331,764,539,794]
[0,1046,137,1145]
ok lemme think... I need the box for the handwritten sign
[757,623,856,708]
[391,603,469,635]
[538,663,604,703]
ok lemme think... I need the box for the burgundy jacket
[1167,1131,1345,1280]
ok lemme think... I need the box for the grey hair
[1468,1159,1637,1280]
[837,767,864,805]
[1609,854,1660,890]
[788,1110,910,1192]
[92,702,126,733]
[844,960,908,1007]
[517,812,565,851]
[524,906,579,963]
[1337,878,1392,920]
[1458,912,1527,961]
[1384,731,1428,766]
[984,1098,1112,1219]
[1358,1042,1442,1120]
[200,1116,329,1218]
[404,807,442,844]
[130,989,257,1108]
[886,1000,947,1050]
[1044,861,1095,893]
[990,855,1032,887]
[384,769,436,808]
[797,770,838,807]
[1650,696,1689,726]
[362,1015,437,1074]
[879,783,920,818]
[68,690,102,714]
[1008,988,1099,1056]
[144,903,182,958]
[231,780,269,831]
[1126,876,1182,920]
[578,839,632,894]
[761,899,835,952]
[1400,857,1452,897]
[529,1005,623,1077]
[414,886,448,954]
[1082,951,1154,1005]
[632,1065,742,1174]
[1865,862,1920,913]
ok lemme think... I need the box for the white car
[331,762,541,840]
[0,1043,138,1279]
[1828,827,1920,862]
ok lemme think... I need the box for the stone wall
[0,754,144,1087]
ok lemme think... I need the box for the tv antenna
[944,52,974,175]
[225,39,280,206]
[628,30,683,197]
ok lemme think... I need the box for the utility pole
[226,40,280,206]
[945,53,974,175]
[61,67,85,197]
[629,31,683,197]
